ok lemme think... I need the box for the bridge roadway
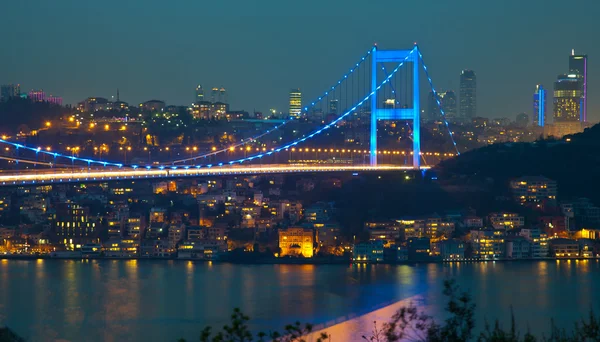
[0,164,429,186]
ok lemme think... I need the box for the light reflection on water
[0,260,598,342]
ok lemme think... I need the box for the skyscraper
[553,74,581,122]
[459,70,477,119]
[533,85,546,127]
[0,84,20,102]
[211,87,219,103]
[195,85,204,102]
[443,90,457,120]
[569,50,587,122]
[428,90,457,121]
[219,87,227,104]
[289,89,302,118]
[329,99,338,115]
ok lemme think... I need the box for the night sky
[1,0,598,120]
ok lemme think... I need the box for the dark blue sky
[1,0,598,120]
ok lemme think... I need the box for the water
[0,259,598,342]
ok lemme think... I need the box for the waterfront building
[278,227,314,258]
[578,239,595,258]
[549,238,579,258]
[519,228,549,258]
[407,237,432,261]
[438,239,465,260]
[52,203,98,249]
[353,240,384,262]
[103,238,139,258]
[459,70,477,119]
[470,230,505,259]
[505,236,532,259]
[177,240,223,260]
[510,176,557,208]
[140,239,171,258]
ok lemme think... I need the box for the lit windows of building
[549,238,579,258]
[519,228,548,258]
[28,89,46,102]
[438,239,465,260]
[150,207,167,223]
[470,230,505,260]
[52,203,97,249]
[366,221,401,248]
[278,227,314,258]
[127,215,142,238]
[510,176,557,208]
[553,74,582,123]
[352,240,384,262]
[488,212,525,230]
[168,224,186,250]
[289,88,302,118]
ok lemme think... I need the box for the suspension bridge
[0,44,458,186]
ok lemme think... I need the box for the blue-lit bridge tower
[370,45,420,169]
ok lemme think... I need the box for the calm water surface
[0,259,598,341]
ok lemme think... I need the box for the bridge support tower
[370,45,420,169]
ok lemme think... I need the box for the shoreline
[1,254,598,264]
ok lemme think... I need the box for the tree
[179,308,329,342]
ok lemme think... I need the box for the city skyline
[0,1,598,120]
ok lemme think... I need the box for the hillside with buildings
[435,123,600,204]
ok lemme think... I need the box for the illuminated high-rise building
[28,89,46,102]
[533,85,546,127]
[569,50,587,122]
[289,88,302,118]
[459,70,477,119]
[553,74,581,122]
[443,90,457,120]
[47,95,63,106]
[0,84,20,101]
[211,87,219,103]
[428,90,457,121]
[195,85,204,102]
[329,99,338,115]
[219,87,227,104]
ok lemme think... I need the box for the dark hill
[435,123,600,204]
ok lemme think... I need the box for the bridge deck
[0,164,428,186]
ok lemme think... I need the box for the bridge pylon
[370,45,420,169]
